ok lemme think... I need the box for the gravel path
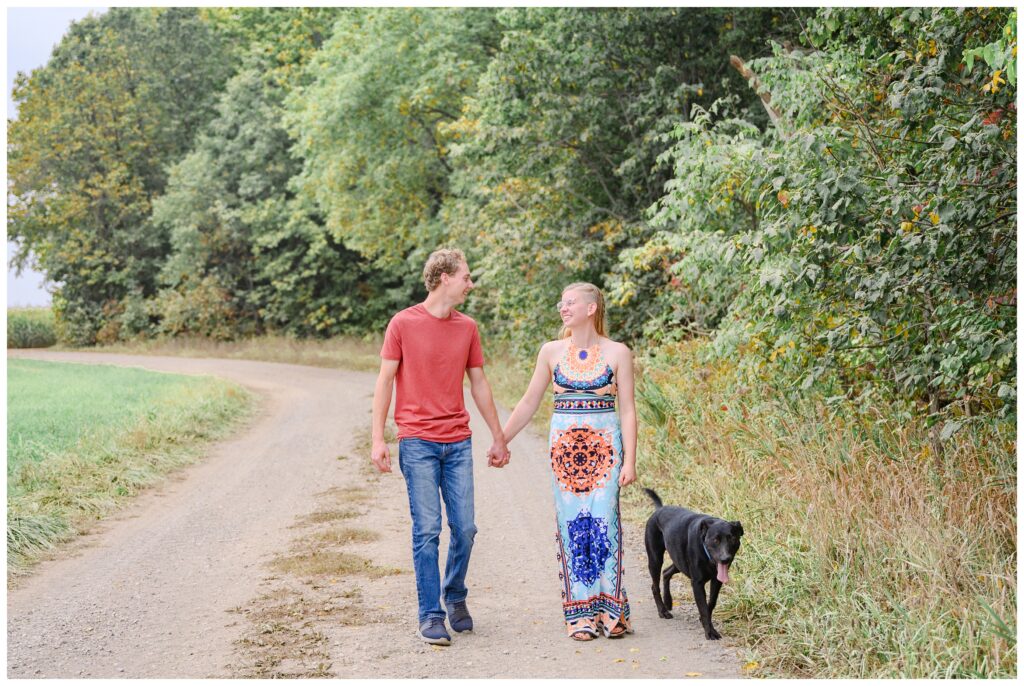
[7,351,745,678]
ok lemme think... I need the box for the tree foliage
[6,7,1015,424]
[628,7,1016,425]
[287,8,501,274]
[152,9,397,338]
[8,8,232,344]
[442,8,807,349]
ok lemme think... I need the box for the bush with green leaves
[623,7,1015,429]
[607,99,759,343]
[7,308,57,348]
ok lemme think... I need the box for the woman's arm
[615,344,638,487]
[501,344,554,443]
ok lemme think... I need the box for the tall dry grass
[624,339,1016,678]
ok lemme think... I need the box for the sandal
[608,622,628,638]
[571,630,596,642]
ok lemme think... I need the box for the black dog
[643,488,744,640]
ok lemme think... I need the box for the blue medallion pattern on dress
[566,511,610,586]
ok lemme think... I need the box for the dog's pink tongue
[717,562,730,584]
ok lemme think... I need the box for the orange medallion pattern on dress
[550,423,615,494]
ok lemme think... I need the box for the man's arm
[466,366,510,467]
[371,358,400,473]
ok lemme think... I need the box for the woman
[502,282,637,641]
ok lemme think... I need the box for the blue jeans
[398,436,477,623]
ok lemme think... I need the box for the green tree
[443,8,807,348]
[7,7,232,344]
[286,7,502,286]
[200,6,341,88]
[153,37,399,338]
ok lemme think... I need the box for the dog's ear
[700,519,710,537]
[732,521,744,537]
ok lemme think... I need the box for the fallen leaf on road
[613,658,625,663]
[685,672,703,677]
[629,647,640,653]
[743,661,760,671]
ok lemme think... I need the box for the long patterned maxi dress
[549,340,632,637]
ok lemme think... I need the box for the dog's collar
[702,542,713,562]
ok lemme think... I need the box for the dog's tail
[643,488,664,509]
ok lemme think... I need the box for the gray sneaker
[418,617,451,645]
[447,600,473,633]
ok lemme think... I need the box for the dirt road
[7,351,745,678]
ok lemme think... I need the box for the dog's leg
[692,580,721,640]
[708,578,722,615]
[661,564,677,618]
[647,522,673,619]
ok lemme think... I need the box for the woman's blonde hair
[559,282,607,339]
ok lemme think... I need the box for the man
[371,247,511,646]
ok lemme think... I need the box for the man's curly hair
[422,248,466,292]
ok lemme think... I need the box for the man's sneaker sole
[417,629,451,646]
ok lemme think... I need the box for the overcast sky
[7,7,107,307]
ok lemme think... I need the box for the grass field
[7,359,253,573]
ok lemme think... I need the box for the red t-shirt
[380,303,485,442]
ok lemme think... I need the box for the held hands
[486,437,511,468]
[373,438,509,472]
[371,440,392,473]
[618,463,637,488]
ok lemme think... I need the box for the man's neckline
[419,302,456,320]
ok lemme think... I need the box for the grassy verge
[75,334,383,372]
[7,359,253,575]
[7,307,57,348]
[625,339,1016,678]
